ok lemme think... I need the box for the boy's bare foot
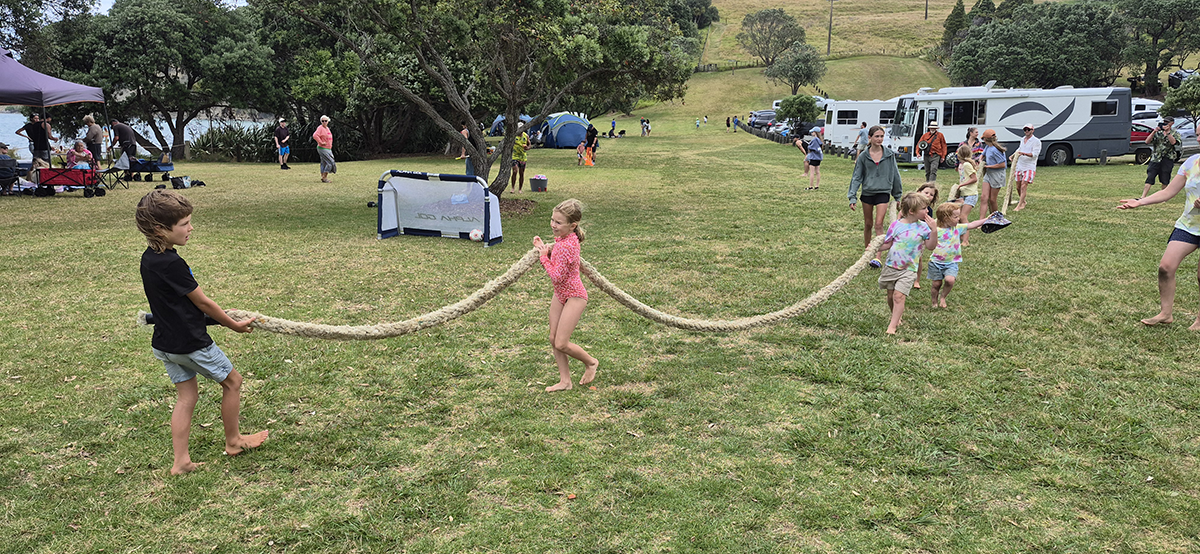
[885,327,897,335]
[939,299,948,308]
[1189,320,1200,331]
[913,282,921,289]
[545,381,573,392]
[580,361,599,385]
[171,461,204,475]
[1141,314,1174,326]
[225,430,269,456]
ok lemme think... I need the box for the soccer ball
[469,229,484,242]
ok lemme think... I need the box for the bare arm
[1119,171,1187,209]
[186,287,255,333]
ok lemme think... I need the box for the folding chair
[99,151,131,190]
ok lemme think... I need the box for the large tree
[270,0,696,197]
[0,0,91,56]
[764,41,826,96]
[942,0,968,52]
[775,94,820,129]
[1162,76,1200,126]
[736,8,806,67]
[89,0,276,157]
[1118,0,1200,97]
[949,2,1127,89]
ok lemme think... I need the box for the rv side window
[1091,101,1118,116]
[879,110,895,125]
[927,109,938,127]
[976,101,986,124]
[946,101,976,126]
[836,110,858,125]
[826,110,834,124]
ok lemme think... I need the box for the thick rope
[137,205,896,339]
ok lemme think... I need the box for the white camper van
[889,82,1133,166]
[822,98,900,149]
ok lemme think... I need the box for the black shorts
[1168,227,1200,246]
[860,192,890,205]
[512,160,526,169]
[808,159,821,167]
[1146,160,1176,186]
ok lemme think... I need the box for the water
[0,112,264,159]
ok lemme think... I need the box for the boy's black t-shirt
[274,125,289,143]
[141,247,213,354]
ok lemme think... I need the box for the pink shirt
[540,233,587,303]
[312,125,333,149]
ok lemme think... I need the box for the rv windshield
[892,98,918,139]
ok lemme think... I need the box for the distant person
[732,116,739,133]
[83,115,104,163]
[805,127,824,190]
[576,140,586,166]
[726,116,731,132]
[110,118,137,161]
[0,142,17,195]
[65,140,95,169]
[17,113,56,162]
[704,115,708,125]
[695,118,700,130]
[960,127,984,166]
[1140,116,1182,199]
[135,190,266,475]
[980,129,1007,215]
[916,121,947,182]
[510,124,529,192]
[853,122,869,160]
[586,124,599,161]
[312,115,335,183]
[274,118,291,170]
[611,118,616,136]
[850,125,904,267]
[459,123,474,176]
[1118,153,1200,329]
[1012,123,1041,211]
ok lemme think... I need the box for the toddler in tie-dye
[876,192,938,335]
[928,203,987,308]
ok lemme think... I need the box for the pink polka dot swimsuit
[540,233,588,304]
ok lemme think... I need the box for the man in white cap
[1013,123,1041,211]
[917,121,947,182]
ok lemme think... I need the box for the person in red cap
[917,121,947,182]
[1013,123,1041,211]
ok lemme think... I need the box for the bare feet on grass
[1141,313,1174,326]
[225,430,269,456]
[580,360,599,386]
[939,299,948,308]
[545,380,573,392]
[171,461,205,476]
[886,327,898,335]
[1189,319,1200,331]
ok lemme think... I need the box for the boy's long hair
[935,202,960,228]
[554,198,586,243]
[136,190,193,253]
[898,191,929,218]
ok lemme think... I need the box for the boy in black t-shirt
[136,190,267,475]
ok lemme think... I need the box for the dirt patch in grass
[500,198,537,218]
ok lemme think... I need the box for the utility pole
[827,0,837,55]
[925,0,929,20]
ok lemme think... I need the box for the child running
[576,141,586,166]
[533,199,600,391]
[913,183,940,289]
[136,190,267,475]
[928,202,987,308]
[949,144,980,246]
[875,192,938,334]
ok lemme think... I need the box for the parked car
[1131,122,1154,143]
[1169,69,1197,89]
[749,110,776,129]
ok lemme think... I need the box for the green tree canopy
[942,0,968,51]
[764,42,826,96]
[949,2,1127,88]
[969,0,995,25]
[736,8,806,67]
[1118,0,1200,97]
[1162,77,1200,126]
[994,0,1032,20]
[775,94,820,128]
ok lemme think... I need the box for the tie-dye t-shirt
[931,224,968,263]
[883,220,931,272]
[1175,154,1200,235]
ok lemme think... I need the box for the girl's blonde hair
[935,202,960,228]
[554,198,586,243]
[898,191,929,217]
[136,190,194,253]
[956,144,975,169]
[916,182,939,205]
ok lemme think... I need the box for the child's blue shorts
[279,146,290,155]
[927,260,959,281]
[153,343,233,384]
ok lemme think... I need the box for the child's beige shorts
[878,266,917,296]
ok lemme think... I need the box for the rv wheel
[1045,144,1073,166]
[1134,149,1151,165]
[942,152,958,169]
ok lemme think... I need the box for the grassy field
[3,99,1200,551]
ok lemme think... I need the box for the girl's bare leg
[939,275,955,308]
[546,298,597,391]
[1192,261,1200,330]
[862,203,876,248]
[1144,241,1198,325]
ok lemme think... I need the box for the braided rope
[137,205,895,339]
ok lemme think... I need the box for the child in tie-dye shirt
[1118,154,1200,329]
[928,202,988,308]
[876,192,938,334]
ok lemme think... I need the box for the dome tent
[488,114,532,136]
[539,113,590,149]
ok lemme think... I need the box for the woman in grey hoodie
[849,125,904,261]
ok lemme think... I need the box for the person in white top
[1013,123,1041,211]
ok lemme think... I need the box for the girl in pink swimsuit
[533,199,599,392]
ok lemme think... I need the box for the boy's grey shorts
[153,343,233,384]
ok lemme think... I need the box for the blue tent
[540,113,590,149]
[488,114,532,136]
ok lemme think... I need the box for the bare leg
[517,165,525,191]
[1015,180,1029,210]
[939,275,955,308]
[812,166,820,189]
[171,378,201,475]
[1143,241,1198,325]
[914,254,923,289]
[1141,181,1154,199]
[862,203,876,248]
[219,369,268,456]
[874,202,888,237]
[930,279,942,308]
[321,172,329,183]
[1192,263,1200,330]
[546,298,598,391]
[959,203,974,246]
[887,290,905,334]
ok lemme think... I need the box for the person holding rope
[1119,154,1200,329]
[1140,116,1182,200]
[533,199,600,391]
[850,125,904,268]
[1012,123,1041,211]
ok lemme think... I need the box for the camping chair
[36,166,105,197]
[99,151,131,190]
[0,157,17,195]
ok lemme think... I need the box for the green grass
[3,86,1200,551]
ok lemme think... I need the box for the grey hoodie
[848,146,903,204]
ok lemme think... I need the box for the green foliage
[685,0,719,29]
[764,41,826,96]
[993,0,1032,20]
[942,0,968,51]
[950,2,1127,88]
[189,124,276,163]
[1162,77,1200,125]
[1118,0,1200,97]
[969,0,995,24]
[776,94,820,125]
[736,8,806,67]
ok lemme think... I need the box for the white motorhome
[822,98,900,149]
[889,82,1133,166]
